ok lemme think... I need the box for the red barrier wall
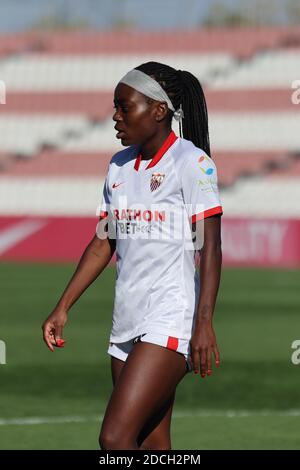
[222,218,300,268]
[0,216,299,267]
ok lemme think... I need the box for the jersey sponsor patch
[198,155,214,175]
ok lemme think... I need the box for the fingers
[49,329,57,345]
[200,348,207,378]
[42,323,55,352]
[42,322,66,352]
[191,348,208,377]
[191,349,200,375]
[54,325,66,348]
[191,346,220,377]
[207,348,213,376]
[213,344,221,368]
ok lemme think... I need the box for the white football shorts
[107,332,193,373]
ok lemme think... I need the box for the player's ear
[154,102,169,123]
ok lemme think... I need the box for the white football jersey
[96,131,223,343]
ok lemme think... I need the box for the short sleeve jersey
[96,131,223,343]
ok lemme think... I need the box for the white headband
[118,69,184,123]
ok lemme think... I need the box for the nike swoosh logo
[112,182,124,189]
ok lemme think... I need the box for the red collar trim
[134,131,178,171]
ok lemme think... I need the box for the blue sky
[0,0,293,33]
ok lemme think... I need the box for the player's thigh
[110,355,175,449]
[100,342,187,444]
[111,355,124,386]
[137,389,176,450]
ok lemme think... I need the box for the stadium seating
[0,28,299,219]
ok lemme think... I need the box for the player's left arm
[179,151,223,376]
[190,214,222,377]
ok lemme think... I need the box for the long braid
[134,61,211,157]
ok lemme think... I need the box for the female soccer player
[42,61,223,450]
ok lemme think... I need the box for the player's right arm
[42,232,115,352]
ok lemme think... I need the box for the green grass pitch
[0,262,300,449]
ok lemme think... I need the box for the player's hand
[189,321,220,377]
[41,309,68,352]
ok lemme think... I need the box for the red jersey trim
[98,210,108,220]
[166,336,179,351]
[191,206,223,223]
[134,130,178,171]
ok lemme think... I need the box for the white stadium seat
[0,44,300,218]
[211,51,300,89]
[0,115,88,155]
[1,53,233,91]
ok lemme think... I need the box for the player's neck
[139,128,172,160]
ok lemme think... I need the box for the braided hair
[134,61,211,157]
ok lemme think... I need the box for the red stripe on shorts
[167,336,179,351]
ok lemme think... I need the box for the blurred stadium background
[0,0,300,450]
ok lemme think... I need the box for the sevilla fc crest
[150,173,165,192]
